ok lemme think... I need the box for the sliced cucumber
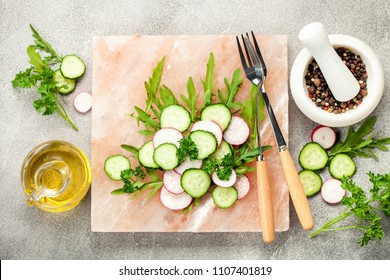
[189,130,217,160]
[298,170,322,196]
[160,104,191,132]
[153,143,178,170]
[200,103,232,131]
[209,140,232,162]
[329,154,356,179]
[181,168,211,198]
[104,155,130,181]
[138,140,159,168]
[53,69,76,94]
[60,55,86,79]
[212,186,238,208]
[298,142,328,170]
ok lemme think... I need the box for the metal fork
[236,35,275,243]
[238,32,314,232]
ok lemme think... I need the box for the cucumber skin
[60,55,86,79]
[160,104,191,132]
[298,142,329,171]
[298,170,322,196]
[200,103,232,131]
[104,155,130,181]
[212,186,238,208]
[181,168,211,198]
[329,154,356,179]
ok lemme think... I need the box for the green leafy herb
[176,136,199,164]
[310,172,390,246]
[218,68,243,109]
[111,166,146,195]
[215,154,235,180]
[329,116,390,159]
[202,158,216,175]
[129,106,160,135]
[144,57,165,113]
[180,77,198,122]
[120,144,139,158]
[202,53,215,106]
[12,24,79,131]
[159,85,178,107]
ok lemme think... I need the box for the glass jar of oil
[21,140,91,212]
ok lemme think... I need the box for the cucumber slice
[209,140,232,162]
[212,186,238,208]
[138,140,159,169]
[200,103,232,131]
[153,143,178,170]
[60,55,86,79]
[298,142,328,170]
[181,168,211,198]
[329,154,356,179]
[104,155,130,181]
[160,105,191,132]
[189,130,217,160]
[53,69,76,94]
[298,170,322,196]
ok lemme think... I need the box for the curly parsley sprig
[310,172,390,246]
[12,25,78,131]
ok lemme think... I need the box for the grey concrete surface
[1,0,389,260]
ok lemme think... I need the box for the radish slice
[212,170,237,188]
[73,91,92,113]
[174,156,203,175]
[163,170,184,194]
[191,120,223,146]
[311,125,336,150]
[234,174,250,199]
[160,186,192,210]
[153,128,183,148]
[321,178,346,204]
[223,116,250,145]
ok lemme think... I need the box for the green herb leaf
[202,158,216,175]
[12,67,36,88]
[310,171,390,246]
[145,57,165,112]
[130,106,160,132]
[27,45,45,72]
[121,144,139,156]
[329,116,389,159]
[215,154,234,181]
[29,24,62,64]
[222,68,243,108]
[159,85,178,107]
[176,136,199,164]
[202,53,215,106]
[180,76,198,122]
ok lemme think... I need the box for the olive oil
[21,140,91,212]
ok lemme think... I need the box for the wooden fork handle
[279,149,314,230]
[256,160,275,243]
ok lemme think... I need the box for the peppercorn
[305,47,368,114]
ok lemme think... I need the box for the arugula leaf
[145,57,165,113]
[27,45,45,72]
[180,76,198,122]
[130,106,160,133]
[29,24,62,64]
[221,68,243,109]
[202,53,215,106]
[159,85,178,107]
[176,136,199,163]
[310,171,390,246]
[121,144,139,158]
[329,116,390,159]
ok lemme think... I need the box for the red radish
[234,174,250,199]
[191,120,223,146]
[153,127,183,148]
[311,125,336,149]
[223,116,250,145]
[174,156,203,175]
[160,186,192,210]
[163,170,184,194]
[321,178,346,204]
[212,170,237,188]
[73,91,92,113]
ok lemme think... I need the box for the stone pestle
[298,22,360,102]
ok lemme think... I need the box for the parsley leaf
[310,171,390,246]
[215,154,234,180]
[177,136,199,164]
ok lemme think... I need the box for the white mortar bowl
[290,34,384,127]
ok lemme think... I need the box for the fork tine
[251,31,267,76]
[241,34,253,67]
[243,35,261,69]
[236,36,248,69]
